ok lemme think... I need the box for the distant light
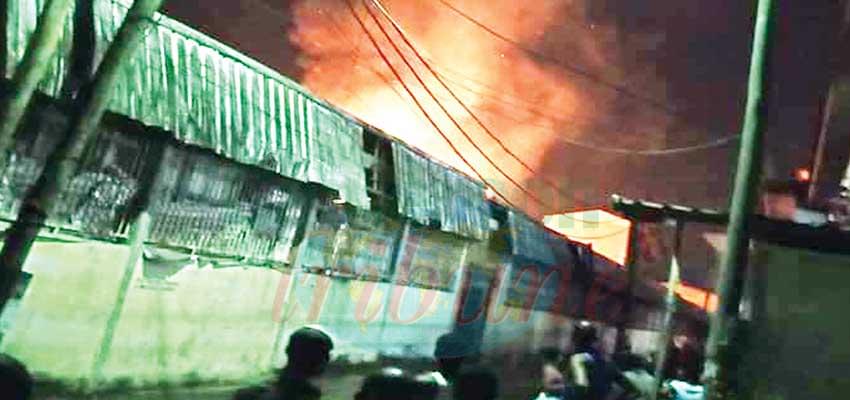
[484,187,496,200]
[332,198,346,205]
[795,168,811,182]
[382,367,405,377]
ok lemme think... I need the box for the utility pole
[702,0,776,398]
[0,0,75,170]
[0,0,165,313]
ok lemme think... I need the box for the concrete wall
[1,239,456,387]
[101,259,281,385]
[1,239,663,388]
[276,273,456,364]
[1,240,129,381]
[1,240,283,385]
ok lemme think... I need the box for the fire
[289,0,673,216]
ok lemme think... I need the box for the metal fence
[0,109,313,265]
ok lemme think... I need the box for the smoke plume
[288,0,684,217]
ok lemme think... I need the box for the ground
[32,371,539,399]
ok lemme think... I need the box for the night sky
[162,0,840,211]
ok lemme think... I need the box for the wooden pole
[702,0,775,397]
[377,220,412,345]
[617,220,640,351]
[91,140,167,381]
[268,197,320,367]
[0,0,164,313]
[0,0,75,169]
[651,220,683,400]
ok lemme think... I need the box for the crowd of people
[232,322,705,400]
[0,323,705,400]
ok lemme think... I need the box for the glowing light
[543,209,631,265]
[663,282,718,312]
[289,0,601,212]
[795,168,811,182]
[332,198,346,205]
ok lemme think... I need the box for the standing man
[566,322,616,400]
[233,326,334,400]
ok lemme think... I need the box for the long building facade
[0,0,700,389]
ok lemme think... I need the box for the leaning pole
[702,0,776,398]
[0,0,165,313]
[0,0,75,171]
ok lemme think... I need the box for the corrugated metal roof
[7,0,370,208]
[393,143,491,240]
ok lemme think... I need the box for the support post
[268,197,320,368]
[0,0,164,313]
[90,140,167,381]
[90,210,150,381]
[702,0,775,397]
[0,0,75,170]
[616,220,640,351]
[377,220,411,343]
[651,220,683,400]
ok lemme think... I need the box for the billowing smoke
[288,0,683,217]
[164,0,837,218]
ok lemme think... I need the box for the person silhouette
[432,332,469,385]
[233,326,334,400]
[452,365,499,400]
[0,354,33,400]
[355,367,425,400]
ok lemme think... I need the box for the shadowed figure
[355,367,437,400]
[567,322,615,400]
[535,347,567,399]
[233,326,333,400]
[453,365,499,400]
[0,354,33,400]
[433,332,471,384]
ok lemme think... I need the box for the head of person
[453,365,499,400]
[571,322,598,352]
[284,326,334,379]
[0,354,33,400]
[355,367,420,400]
[541,363,565,395]
[434,332,467,382]
[538,347,565,394]
[672,334,689,350]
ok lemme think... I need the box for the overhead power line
[357,0,559,210]
[563,227,631,240]
[369,0,575,207]
[343,0,528,210]
[435,0,679,115]
[364,1,741,157]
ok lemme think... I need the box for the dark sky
[162,0,840,211]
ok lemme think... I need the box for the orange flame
[290,0,672,216]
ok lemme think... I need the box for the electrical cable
[369,0,576,204]
[355,0,557,210]
[343,0,523,209]
[255,0,740,157]
[373,0,739,157]
[562,227,631,240]
[435,0,679,115]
